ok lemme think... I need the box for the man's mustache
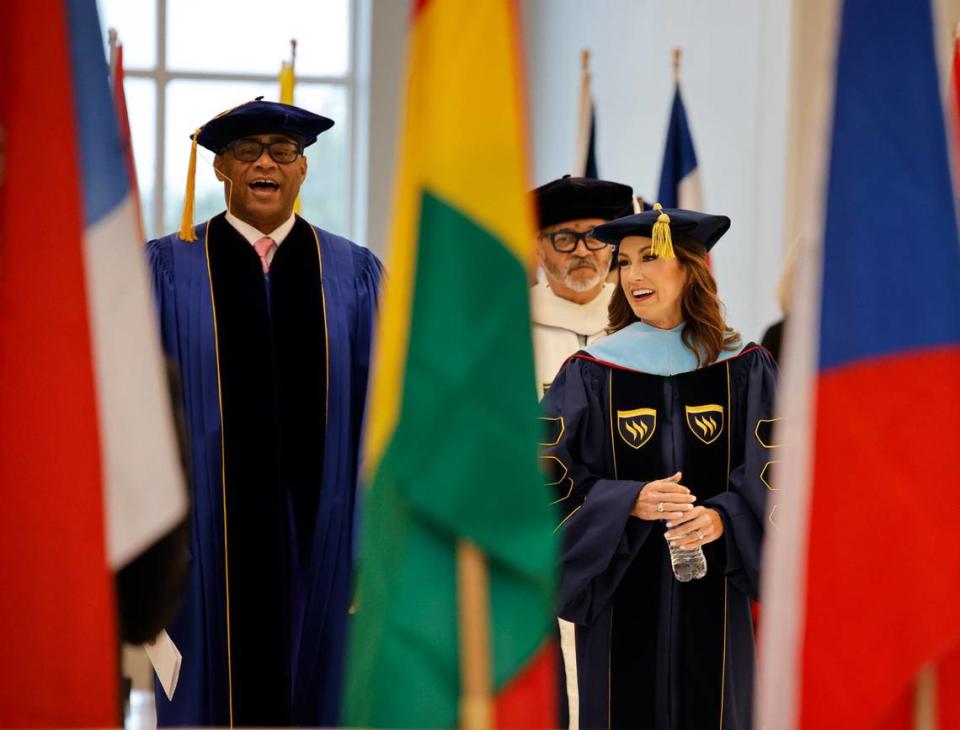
[566,257,599,274]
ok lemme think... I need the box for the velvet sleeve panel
[703,347,779,600]
[541,358,654,626]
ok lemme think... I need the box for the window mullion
[348,0,370,243]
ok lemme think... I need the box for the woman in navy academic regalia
[542,206,778,729]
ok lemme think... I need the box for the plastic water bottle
[668,539,707,582]
[664,475,707,582]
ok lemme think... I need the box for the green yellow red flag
[344,0,557,727]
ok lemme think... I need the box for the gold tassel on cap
[179,128,201,242]
[179,99,264,242]
[650,203,676,259]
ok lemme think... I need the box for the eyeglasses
[225,139,303,164]
[540,229,609,253]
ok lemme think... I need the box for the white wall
[366,0,792,341]
[521,0,792,342]
[366,0,412,259]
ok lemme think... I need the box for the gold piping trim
[554,503,582,532]
[720,577,729,729]
[768,504,778,526]
[719,362,732,729]
[607,369,618,478]
[204,218,234,728]
[540,454,569,487]
[608,605,613,729]
[754,417,783,449]
[724,363,731,483]
[538,416,565,447]
[308,223,330,430]
[760,460,781,491]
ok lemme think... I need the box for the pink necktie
[253,236,276,274]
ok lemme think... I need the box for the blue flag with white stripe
[657,85,702,210]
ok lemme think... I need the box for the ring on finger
[656,502,664,513]
[696,529,705,541]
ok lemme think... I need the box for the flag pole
[280,38,302,214]
[574,48,592,176]
[108,28,118,88]
[457,539,492,730]
[914,664,937,730]
[673,47,682,85]
[580,48,591,119]
[580,48,591,108]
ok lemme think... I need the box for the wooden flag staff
[457,539,493,730]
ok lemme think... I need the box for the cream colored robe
[530,280,612,399]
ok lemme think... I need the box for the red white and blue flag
[656,83,703,212]
[758,0,960,727]
[0,0,186,724]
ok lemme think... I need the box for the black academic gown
[541,345,778,729]
[148,214,382,727]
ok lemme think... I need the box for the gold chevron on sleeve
[538,416,565,447]
[760,460,781,491]
[539,454,569,487]
[755,418,783,449]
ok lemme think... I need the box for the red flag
[0,2,117,723]
[1,2,185,725]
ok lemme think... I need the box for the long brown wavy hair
[608,245,741,367]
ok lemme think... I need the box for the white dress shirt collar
[225,211,297,247]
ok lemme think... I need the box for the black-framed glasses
[540,229,609,253]
[226,139,303,164]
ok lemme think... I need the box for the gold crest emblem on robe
[685,404,724,445]
[617,408,656,449]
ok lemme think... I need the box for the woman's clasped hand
[630,471,694,521]
[629,470,725,548]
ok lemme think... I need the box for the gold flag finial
[673,48,682,83]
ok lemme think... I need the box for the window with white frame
[97,0,362,242]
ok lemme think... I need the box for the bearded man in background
[531,175,634,398]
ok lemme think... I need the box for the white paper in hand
[144,630,182,700]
